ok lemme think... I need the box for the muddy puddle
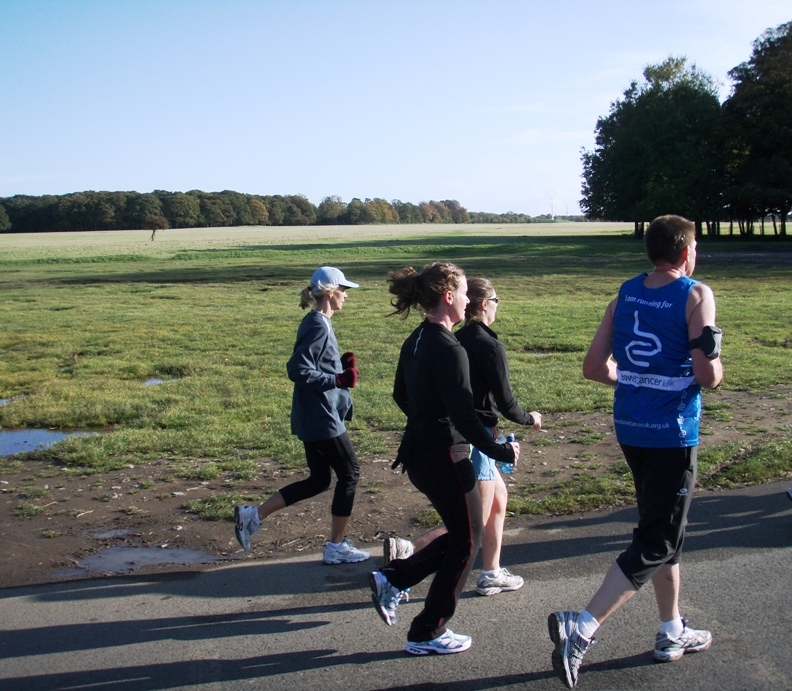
[54,546,223,579]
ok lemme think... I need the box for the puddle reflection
[0,429,93,457]
[143,378,176,386]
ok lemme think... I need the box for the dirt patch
[2,386,790,589]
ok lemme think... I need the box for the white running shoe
[476,567,525,596]
[234,505,261,551]
[383,536,414,566]
[405,629,472,655]
[322,539,370,564]
[653,619,712,662]
[548,611,594,689]
[369,570,402,625]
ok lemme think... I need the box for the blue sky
[1,1,789,216]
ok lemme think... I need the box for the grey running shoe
[322,539,370,564]
[548,611,593,689]
[234,505,261,551]
[383,536,414,566]
[476,567,524,596]
[405,629,472,655]
[653,619,712,662]
[787,487,792,503]
[369,570,402,626]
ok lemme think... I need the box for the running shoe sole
[234,506,249,551]
[476,581,524,596]
[323,551,369,565]
[653,635,712,662]
[369,572,397,626]
[548,613,575,689]
[382,538,395,566]
[405,634,472,655]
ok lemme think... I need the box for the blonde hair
[299,283,338,310]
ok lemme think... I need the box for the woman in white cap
[234,266,370,564]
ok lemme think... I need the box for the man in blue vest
[548,215,723,688]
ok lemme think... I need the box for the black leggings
[616,444,697,589]
[381,442,482,642]
[279,432,360,517]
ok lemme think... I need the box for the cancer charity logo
[625,311,661,367]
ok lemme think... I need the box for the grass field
[1,222,791,497]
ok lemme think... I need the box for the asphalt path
[1,481,790,690]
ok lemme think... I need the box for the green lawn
[1,223,790,484]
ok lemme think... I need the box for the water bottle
[497,433,515,474]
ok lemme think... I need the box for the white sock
[481,568,500,578]
[577,610,600,640]
[660,617,684,638]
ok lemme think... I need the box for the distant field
[0,222,633,257]
[1,222,790,472]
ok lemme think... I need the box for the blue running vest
[611,274,700,448]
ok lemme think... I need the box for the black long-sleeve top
[392,320,515,464]
[455,321,534,429]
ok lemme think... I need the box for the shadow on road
[501,483,792,573]
[0,648,404,691]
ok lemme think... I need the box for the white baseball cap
[310,266,359,291]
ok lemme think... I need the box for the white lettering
[617,369,696,392]
[614,418,672,430]
[624,296,673,309]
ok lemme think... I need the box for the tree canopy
[581,22,792,238]
[0,190,571,233]
[581,57,723,235]
[723,21,792,235]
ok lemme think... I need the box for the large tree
[723,21,792,236]
[581,57,723,236]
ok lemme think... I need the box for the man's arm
[582,299,618,386]
[687,283,723,389]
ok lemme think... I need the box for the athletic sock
[660,617,684,639]
[480,569,499,578]
[577,610,600,640]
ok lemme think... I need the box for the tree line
[0,191,580,234]
[581,21,792,238]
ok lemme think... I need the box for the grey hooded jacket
[287,310,353,442]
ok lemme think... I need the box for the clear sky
[1,1,789,216]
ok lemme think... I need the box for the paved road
[1,481,790,690]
